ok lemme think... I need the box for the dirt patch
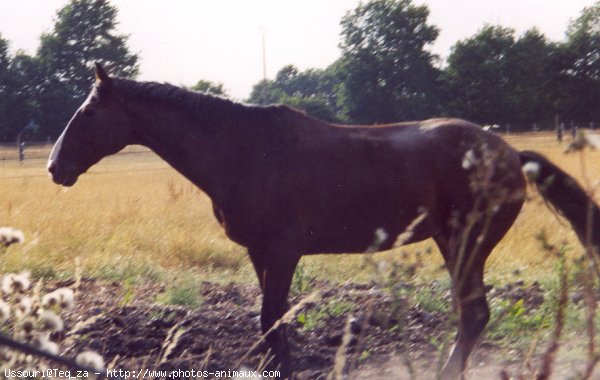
[47,279,591,379]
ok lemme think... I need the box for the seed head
[2,272,32,294]
[12,272,31,293]
[56,288,75,309]
[377,260,389,274]
[2,274,15,295]
[16,296,32,317]
[39,310,64,332]
[42,288,75,310]
[42,292,60,308]
[0,301,10,322]
[43,341,59,356]
[76,351,105,371]
[21,318,34,333]
[35,335,59,355]
[522,162,541,182]
[462,149,477,170]
[0,347,12,361]
[0,227,25,247]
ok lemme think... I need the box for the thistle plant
[0,227,105,372]
[0,271,72,367]
[0,227,24,248]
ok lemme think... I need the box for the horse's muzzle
[47,160,79,187]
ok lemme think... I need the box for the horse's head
[48,63,134,186]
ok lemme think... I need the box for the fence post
[18,142,25,162]
[16,132,25,162]
[555,115,562,142]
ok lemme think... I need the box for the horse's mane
[110,78,313,152]
[112,78,304,126]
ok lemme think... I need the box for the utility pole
[262,30,267,81]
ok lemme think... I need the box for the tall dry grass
[0,133,599,286]
[0,147,246,283]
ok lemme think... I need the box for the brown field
[1,132,600,286]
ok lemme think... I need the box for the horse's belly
[303,213,432,254]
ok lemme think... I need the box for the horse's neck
[129,99,266,201]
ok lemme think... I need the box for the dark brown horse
[48,64,600,379]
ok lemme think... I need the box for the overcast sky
[0,0,596,99]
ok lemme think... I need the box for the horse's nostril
[47,161,56,175]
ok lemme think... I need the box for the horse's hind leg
[436,201,523,379]
[248,246,300,378]
[438,254,490,379]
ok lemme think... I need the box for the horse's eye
[82,108,96,117]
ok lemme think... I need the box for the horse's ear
[94,62,111,85]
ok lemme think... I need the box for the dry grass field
[3,132,600,378]
[1,132,600,288]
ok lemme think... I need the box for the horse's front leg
[248,246,300,378]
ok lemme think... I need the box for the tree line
[250,0,600,131]
[1,0,600,142]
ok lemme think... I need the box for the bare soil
[49,278,587,379]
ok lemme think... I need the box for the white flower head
[42,288,75,310]
[16,296,32,317]
[39,310,64,332]
[76,351,105,371]
[0,347,12,361]
[522,162,541,182]
[374,228,387,245]
[0,227,25,247]
[21,318,34,333]
[3,272,32,294]
[0,301,10,322]
[42,292,60,308]
[377,260,389,274]
[12,272,31,293]
[43,341,59,356]
[2,274,15,295]
[365,227,388,253]
[35,335,59,355]
[56,288,75,309]
[462,149,477,170]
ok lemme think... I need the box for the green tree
[36,0,138,139]
[504,29,557,127]
[0,34,17,141]
[556,2,600,123]
[190,80,227,96]
[0,36,38,142]
[248,64,341,121]
[0,35,8,74]
[248,79,284,105]
[278,95,337,122]
[337,0,441,123]
[443,25,515,125]
[444,26,559,128]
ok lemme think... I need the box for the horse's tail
[519,150,600,251]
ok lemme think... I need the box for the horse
[48,63,600,379]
